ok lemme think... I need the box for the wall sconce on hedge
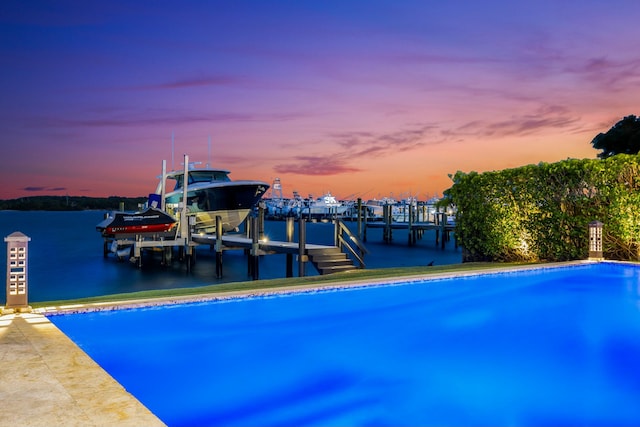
[588,220,604,261]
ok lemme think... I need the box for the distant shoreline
[0,195,146,211]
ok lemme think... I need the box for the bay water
[0,210,461,303]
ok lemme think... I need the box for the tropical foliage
[443,155,640,262]
[591,115,640,159]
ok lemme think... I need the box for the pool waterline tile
[36,260,597,316]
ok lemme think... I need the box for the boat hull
[164,181,269,233]
[96,207,177,237]
[300,205,349,218]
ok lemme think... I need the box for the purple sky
[1,1,638,200]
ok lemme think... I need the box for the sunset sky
[1,1,639,201]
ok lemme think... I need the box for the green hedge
[443,155,640,262]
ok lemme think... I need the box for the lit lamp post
[588,220,604,260]
[4,231,32,313]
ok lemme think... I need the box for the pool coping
[0,312,166,426]
[33,259,610,315]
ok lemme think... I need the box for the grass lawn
[31,262,543,310]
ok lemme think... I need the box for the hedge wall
[443,154,640,262]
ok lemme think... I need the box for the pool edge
[34,260,620,316]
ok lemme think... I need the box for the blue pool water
[50,263,640,426]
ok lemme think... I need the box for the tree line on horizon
[0,195,147,211]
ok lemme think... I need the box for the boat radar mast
[270,177,284,200]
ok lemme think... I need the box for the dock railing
[334,219,368,268]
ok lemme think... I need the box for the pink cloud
[450,106,582,138]
[23,186,66,192]
[130,75,248,91]
[566,56,640,91]
[29,110,306,128]
[333,125,437,155]
[274,124,438,176]
[274,155,361,175]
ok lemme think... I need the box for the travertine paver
[0,313,165,427]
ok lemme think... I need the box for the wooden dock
[364,220,456,248]
[103,217,367,280]
[192,233,359,276]
[192,233,327,254]
[101,201,456,280]
[344,198,456,248]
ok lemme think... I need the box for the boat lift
[104,155,198,269]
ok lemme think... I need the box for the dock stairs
[307,220,368,275]
[307,247,358,275]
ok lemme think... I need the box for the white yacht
[300,193,350,219]
[158,164,269,233]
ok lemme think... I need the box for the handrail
[334,219,368,268]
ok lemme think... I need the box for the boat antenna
[171,131,175,171]
[207,135,212,168]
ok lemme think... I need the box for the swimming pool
[49,262,640,426]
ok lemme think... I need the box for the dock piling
[356,198,363,241]
[298,219,307,277]
[249,215,259,280]
[408,204,414,246]
[215,216,223,279]
[286,216,294,277]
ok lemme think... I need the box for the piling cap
[4,231,31,242]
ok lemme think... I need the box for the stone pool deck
[0,311,165,427]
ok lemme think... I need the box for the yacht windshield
[171,171,231,190]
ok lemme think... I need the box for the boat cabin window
[190,171,231,183]
[171,171,231,190]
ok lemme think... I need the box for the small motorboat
[96,207,177,237]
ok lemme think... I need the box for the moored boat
[159,163,269,233]
[300,192,350,219]
[364,197,396,221]
[96,207,177,237]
